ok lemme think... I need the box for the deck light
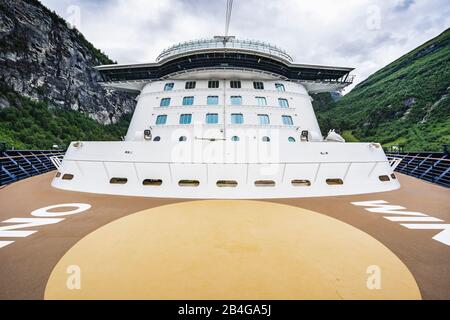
[144,130,152,141]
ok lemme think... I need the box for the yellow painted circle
[45,200,421,300]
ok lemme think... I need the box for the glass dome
[157,37,294,63]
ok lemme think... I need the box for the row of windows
[163,81,287,92]
[60,173,395,186]
[150,135,298,143]
[155,114,294,125]
[160,96,290,108]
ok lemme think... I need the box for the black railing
[386,152,450,188]
[0,150,64,186]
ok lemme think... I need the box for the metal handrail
[0,152,64,160]
[386,154,450,163]
[157,38,294,63]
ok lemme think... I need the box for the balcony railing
[157,38,294,63]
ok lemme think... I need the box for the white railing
[50,155,64,170]
[388,157,403,171]
[157,38,294,63]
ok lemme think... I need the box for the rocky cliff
[0,0,136,125]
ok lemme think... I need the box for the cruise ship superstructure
[51,37,399,198]
[1,37,450,301]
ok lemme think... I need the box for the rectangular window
[253,82,264,90]
[182,96,194,106]
[164,83,174,91]
[180,114,192,125]
[258,114,270,125]
[230,96,242,105]
[156,115,167,125]
[230,81,241,89]
[206,113,219,124]
[160,98,171,107]
[207,96,219,105]
[275,83,285,92]
[185,81,196,89]
[231,113,244,124]
[279,98,289,108]
[208,80,220,89]
[282,115,294,126]
[256,97,267,106]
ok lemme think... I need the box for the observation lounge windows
[207,96,219,105]
[160,98,171,107]
[156,115,167,125]
[230,81,241,89]
[279,98,289,108]
[231,96,242,105]
[183,96,194,106]
[282,115,294,126]
[275,83,285,92]
[206,113,219,124]
[164,83,174,91]
[185,81,196,89]
[253,82,264,90]
[231,113,244,124]
[179,114,192,125]
[208,80,220,89]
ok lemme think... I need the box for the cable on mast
[225,0,233,37]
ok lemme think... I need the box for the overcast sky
[40,0,450,92]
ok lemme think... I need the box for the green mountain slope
[315,28,450,152]
[0,0,135,150]
[0,85,130,149]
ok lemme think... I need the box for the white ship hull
[52,141,399,199]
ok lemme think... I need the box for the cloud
[39,0,450,92]
[394,0,416,12]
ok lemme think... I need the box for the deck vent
[326,179,344,185]
[179,180,200,187]
[217,180,238,188]
[379,175,391,182]
[255,180,276,187]
[292,180,311,187]
[62,174,74,181]
[110,178,128,185]
[143,179,163,186]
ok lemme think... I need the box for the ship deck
[0,172,449,300]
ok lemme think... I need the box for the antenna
[214,0,235,45]
[224,0,234,37]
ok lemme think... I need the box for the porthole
[143,179,163,186]
[255,180,276,187]
[179,136,188,142]
[179,180,200,187]
[153,136,161,142]
[231,136,240,142]
[110,178,128,185]
[292,180,311,187]
[217,180,238,188]
[55,172,61,178]
[379,175,391,182]
[288,137,296,142]
[326,179,344,185]
[62,174,74,181]
[262,136,271,142]
[391,174,397,180]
